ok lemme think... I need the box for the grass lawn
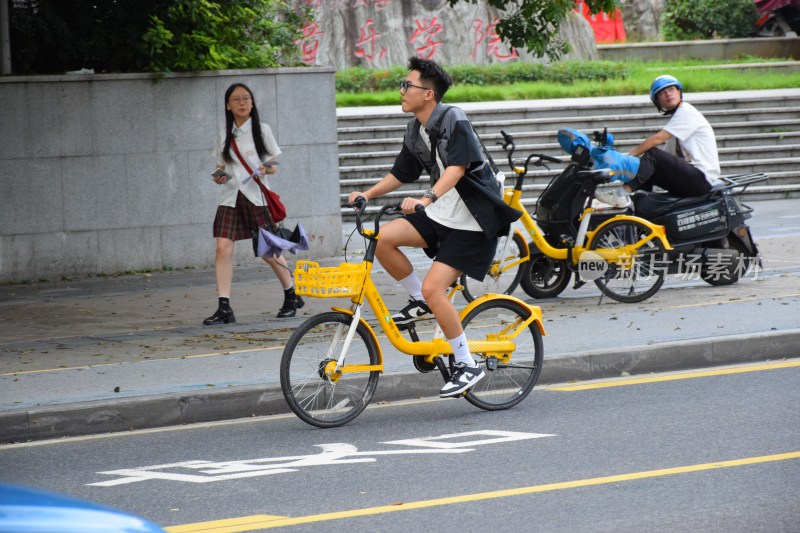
[336,58,800,107]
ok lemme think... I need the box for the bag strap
[475,128,500,175]
[428,106,500,180]
[230,138,254,175]
[231,138,275,226]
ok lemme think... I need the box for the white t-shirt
[663,102,721,185]
[418,125,482,232]
[215,118,281,207]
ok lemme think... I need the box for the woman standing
[203,83,304,325]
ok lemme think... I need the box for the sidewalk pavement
[2,204,800,443]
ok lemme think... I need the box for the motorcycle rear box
[659,200,729,241]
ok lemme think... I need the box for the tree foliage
[143,0,312,72]
[9,0,312,75]
[450,0,619,59]
[661,0,758,41]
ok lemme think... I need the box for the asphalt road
[1,360,798,532]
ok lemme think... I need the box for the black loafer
[277,296,305,318]
[203,307,235,325]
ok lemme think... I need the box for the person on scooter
[625,75,721,197]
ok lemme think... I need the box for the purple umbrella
[257,223,310,258]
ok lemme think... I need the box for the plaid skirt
[213,192,273,241]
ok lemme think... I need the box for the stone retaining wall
[0,68,340,283]
[599,37,800,61]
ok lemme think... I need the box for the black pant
[631,148,712,197]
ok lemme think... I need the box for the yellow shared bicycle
[280,199,546,428]
[460,130,673,304]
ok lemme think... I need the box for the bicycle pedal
[413,356,437,373]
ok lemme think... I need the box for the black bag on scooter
[636,193,729,241]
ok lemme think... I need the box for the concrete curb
[2,329,798,444]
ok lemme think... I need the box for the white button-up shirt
[215,118,281,207]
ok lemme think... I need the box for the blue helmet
[649,75,683,114]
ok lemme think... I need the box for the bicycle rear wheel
[462,299,544,410]
[280,311,380,428]
[589,219,666,303]
[460,230,527,302]
[519,253,571,299]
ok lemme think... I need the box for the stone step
[339,142,800,167]
[337,110,800,141]
[335,90,800,219]
[339,166,800,202]
[339,179,800,220]
[338,154,800,182]
[336,93,800,129]
[338,128,800,155]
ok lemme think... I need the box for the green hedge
[335,61,629,93]
[662,0,758,41]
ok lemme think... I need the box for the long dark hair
[221,83,269,164]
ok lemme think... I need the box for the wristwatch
[423,189,438,203]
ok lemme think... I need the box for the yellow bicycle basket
[294,261,368,298]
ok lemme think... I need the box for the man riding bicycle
[347,57,521,398]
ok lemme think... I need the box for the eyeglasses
[399,80,431,93]
[229,96,252,104]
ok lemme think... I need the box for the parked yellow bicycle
[460,130,673,304]
[280,199,545,428]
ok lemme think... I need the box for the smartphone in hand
[211,168,231,182]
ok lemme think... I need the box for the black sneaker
[391,299,433,326]
[440,363,485,398]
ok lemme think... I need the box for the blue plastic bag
[557,128,591,155]
[590,145,639,183]
[558,128,639,183]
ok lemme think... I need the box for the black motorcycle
[519,128,767,298]
[631,174,767,286]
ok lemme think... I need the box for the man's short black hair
[407,57,453,103]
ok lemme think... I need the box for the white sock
[398,272,424,302]
[448,332,476,367]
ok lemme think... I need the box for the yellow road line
[166,515,288,533]
[549,360,800,391]
[666,292,800,310]
[165,451,800,532]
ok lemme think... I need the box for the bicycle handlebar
[349,197,403,238]
[499,129,561,175]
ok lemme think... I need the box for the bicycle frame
[502,168,672,267]
[323,208,545,377]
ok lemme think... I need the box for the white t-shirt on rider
[663,102,721,186]
[419,125,482,232]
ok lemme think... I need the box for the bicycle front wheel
[589,219,666,303]
[460,230,528,302]
[462,299,544,411]
[280,311,380,428]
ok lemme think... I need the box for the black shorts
[404,210,497,281]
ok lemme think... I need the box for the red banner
[575,0,626,43]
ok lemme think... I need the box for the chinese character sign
[410,18,444,59]
[354,19,388,64]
